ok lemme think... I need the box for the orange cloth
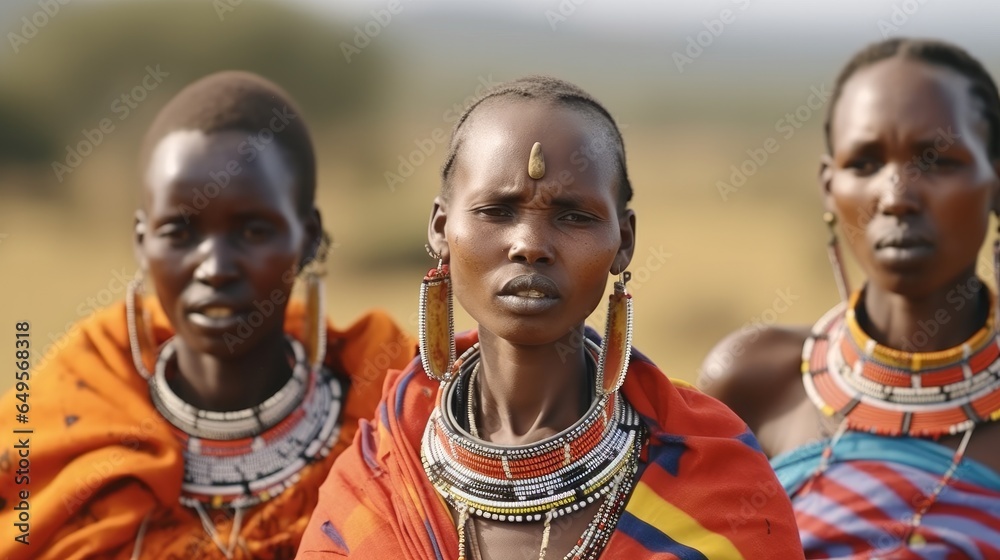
[0,299,415,560]
[297,330,803,559]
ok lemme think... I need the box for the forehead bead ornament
[528,141,546,180]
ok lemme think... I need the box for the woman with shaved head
[0,71,414,559]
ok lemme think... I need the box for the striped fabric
[297,329,803,559]
[773,432,1000,559]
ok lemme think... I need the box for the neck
[473,327,591,446]
[170,330,292,411]
[860,270,991,354]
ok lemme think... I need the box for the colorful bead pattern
[803,290,1000,437]
[420,343,644,524]
[150,337,343,509]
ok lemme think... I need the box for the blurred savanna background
[2,0,1000,393]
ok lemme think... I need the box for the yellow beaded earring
[419,244,456,383]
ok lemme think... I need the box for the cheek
[935,189,992,250]
[247,250,301,293]
[144,255,186,306]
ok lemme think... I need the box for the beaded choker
[421,343,642,523]
[149,336,343,509]
[803,289,1000,437]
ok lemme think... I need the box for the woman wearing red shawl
[298,76,802,559]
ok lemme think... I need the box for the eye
[242,222,276,242]
[927,157,962,171]
[156,223,192,245]
[845,158,881,176]
[474,206,513,218]
[559,212,597,223]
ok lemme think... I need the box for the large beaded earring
[126,270,154,380]
[597,271,633,396]
[824,212,851,303]
[419,244,456,383]
[301,233,330,373]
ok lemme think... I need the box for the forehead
[143,129,298,212]
[831,57,985,148]
[452,99,619,195]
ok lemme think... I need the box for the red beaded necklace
[803,289,1000,438]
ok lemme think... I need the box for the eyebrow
[484,183,597,206]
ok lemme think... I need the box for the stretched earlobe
[133,210,149,271]
[427,196,450,263]
[819,154,835,212]
[614,209,637,274]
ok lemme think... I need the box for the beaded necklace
[421,341,644,560]
[803,289,1000,438]
[146,336,343,558]
[801,288,998,547]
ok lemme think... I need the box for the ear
[133,210,149,272]
[301,207,324,267]
[819,154,836,213]
[612,209,637,274]
[427,196,450,262]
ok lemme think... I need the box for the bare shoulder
[697,324,812,432]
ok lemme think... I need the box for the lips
[497,274,561,315]
[499,274,561,299]
[873,230,935,266]
[875,232,933,250]
[186,299,251,330]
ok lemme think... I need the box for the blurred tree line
[0,0,388,194]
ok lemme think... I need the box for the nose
[193,236,240,287]
[877,166,921,217]
[507,219,555,266]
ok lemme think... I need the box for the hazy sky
[295,0,998,37]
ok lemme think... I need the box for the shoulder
[330,308,417,384]
[696,324,811,431]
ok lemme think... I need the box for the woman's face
[137,129,319,358]
[429,100,636,346]
[823,57,1000,297]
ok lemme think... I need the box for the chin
[869,270,943,300]
[175,331,248,360]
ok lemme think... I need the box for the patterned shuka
[297,330,803,560]
[773,432,1000,559]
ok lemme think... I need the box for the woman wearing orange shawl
[298,76,802,559]
[0,72,414,559]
